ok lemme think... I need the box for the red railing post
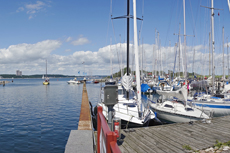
[97,106,102,153]
[106,132,114,153]
[97,105,121,153]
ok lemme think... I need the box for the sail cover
[122,73,133,91]
[156,86,188,101]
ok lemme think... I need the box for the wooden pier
[118,116,230,152]
[65,82,95,153]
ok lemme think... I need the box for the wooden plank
[136,128,185,153]
[184,123,230,141]
[140,127,185,153]
[120,140,138,153]
[121,132,149,153]
[174,123,230,147]
[205,120,230,132]
[172,123,222,144]
[146,126,202,151]
[118,115,230,153]
[78,82,92,130]
[194,123,230,142]
[165,124,215,149]
[127,131,157,153]
[118,144,128,153]
[130,129,165,153]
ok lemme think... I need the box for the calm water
[0,78,101,153]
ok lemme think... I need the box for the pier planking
[118,115,230,152]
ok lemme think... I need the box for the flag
[78,71,80,74]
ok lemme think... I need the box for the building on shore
[16,70,22,76]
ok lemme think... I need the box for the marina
[1,0,230,153]
[64,80,230,153]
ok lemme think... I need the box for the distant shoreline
[0,74,107,79]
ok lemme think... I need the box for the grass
[214,140,230,149]
[182,145,192,150]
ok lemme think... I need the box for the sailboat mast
[192,49,195,77]
[183,0,187,80]
[228,37,229,77]
[127,0,130,76]
[209,32,211,76]
[178,23,181,77]
[211,0,215,95]
[46,59,47,77]
[223,27,225,80]
[133,0,142,113]
[110,37,113,78]
[157,32,159,76]
[126,0,130,99]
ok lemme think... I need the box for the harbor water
[0,78,101,153]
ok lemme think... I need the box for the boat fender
[89,101,94,116]
[92,105,98,130]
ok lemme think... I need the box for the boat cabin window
[185,108,194,111]
[118,89,124,95]
[123,103,136,107]
[201,99,207,101]
[164,104,174,108]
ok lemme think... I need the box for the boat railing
[97,106,121,153]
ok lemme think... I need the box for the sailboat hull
[98,102,157,128]
[43,82,49,85]
[192,101,230,117]
[152,108,206,123]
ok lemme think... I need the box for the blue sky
[0,0,230,76]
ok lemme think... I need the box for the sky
[0,0,230,76]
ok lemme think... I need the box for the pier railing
[97,106,121,153]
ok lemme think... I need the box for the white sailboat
[149,0,210,123]
[97,0,157,128]
[149,86,210,123]
[43,59,50,85]
[191,0,230,117]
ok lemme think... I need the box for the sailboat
[43,59,50,85]
[149,0,210,123]
[191,0,230,117]
[97,0,157,128]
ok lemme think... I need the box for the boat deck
[118,116,230,152]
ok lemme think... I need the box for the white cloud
[16,1,49,19]
[16,7,24,12]
[0,41,228,76]
[66,37,72,42]
[0,40,61,64]
[71,37,90,46]
[25,1,45,10]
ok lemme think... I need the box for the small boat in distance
[43,78,49,85]
[67,78,80,84]
[94,80,99,84]
[43,60,50,85]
